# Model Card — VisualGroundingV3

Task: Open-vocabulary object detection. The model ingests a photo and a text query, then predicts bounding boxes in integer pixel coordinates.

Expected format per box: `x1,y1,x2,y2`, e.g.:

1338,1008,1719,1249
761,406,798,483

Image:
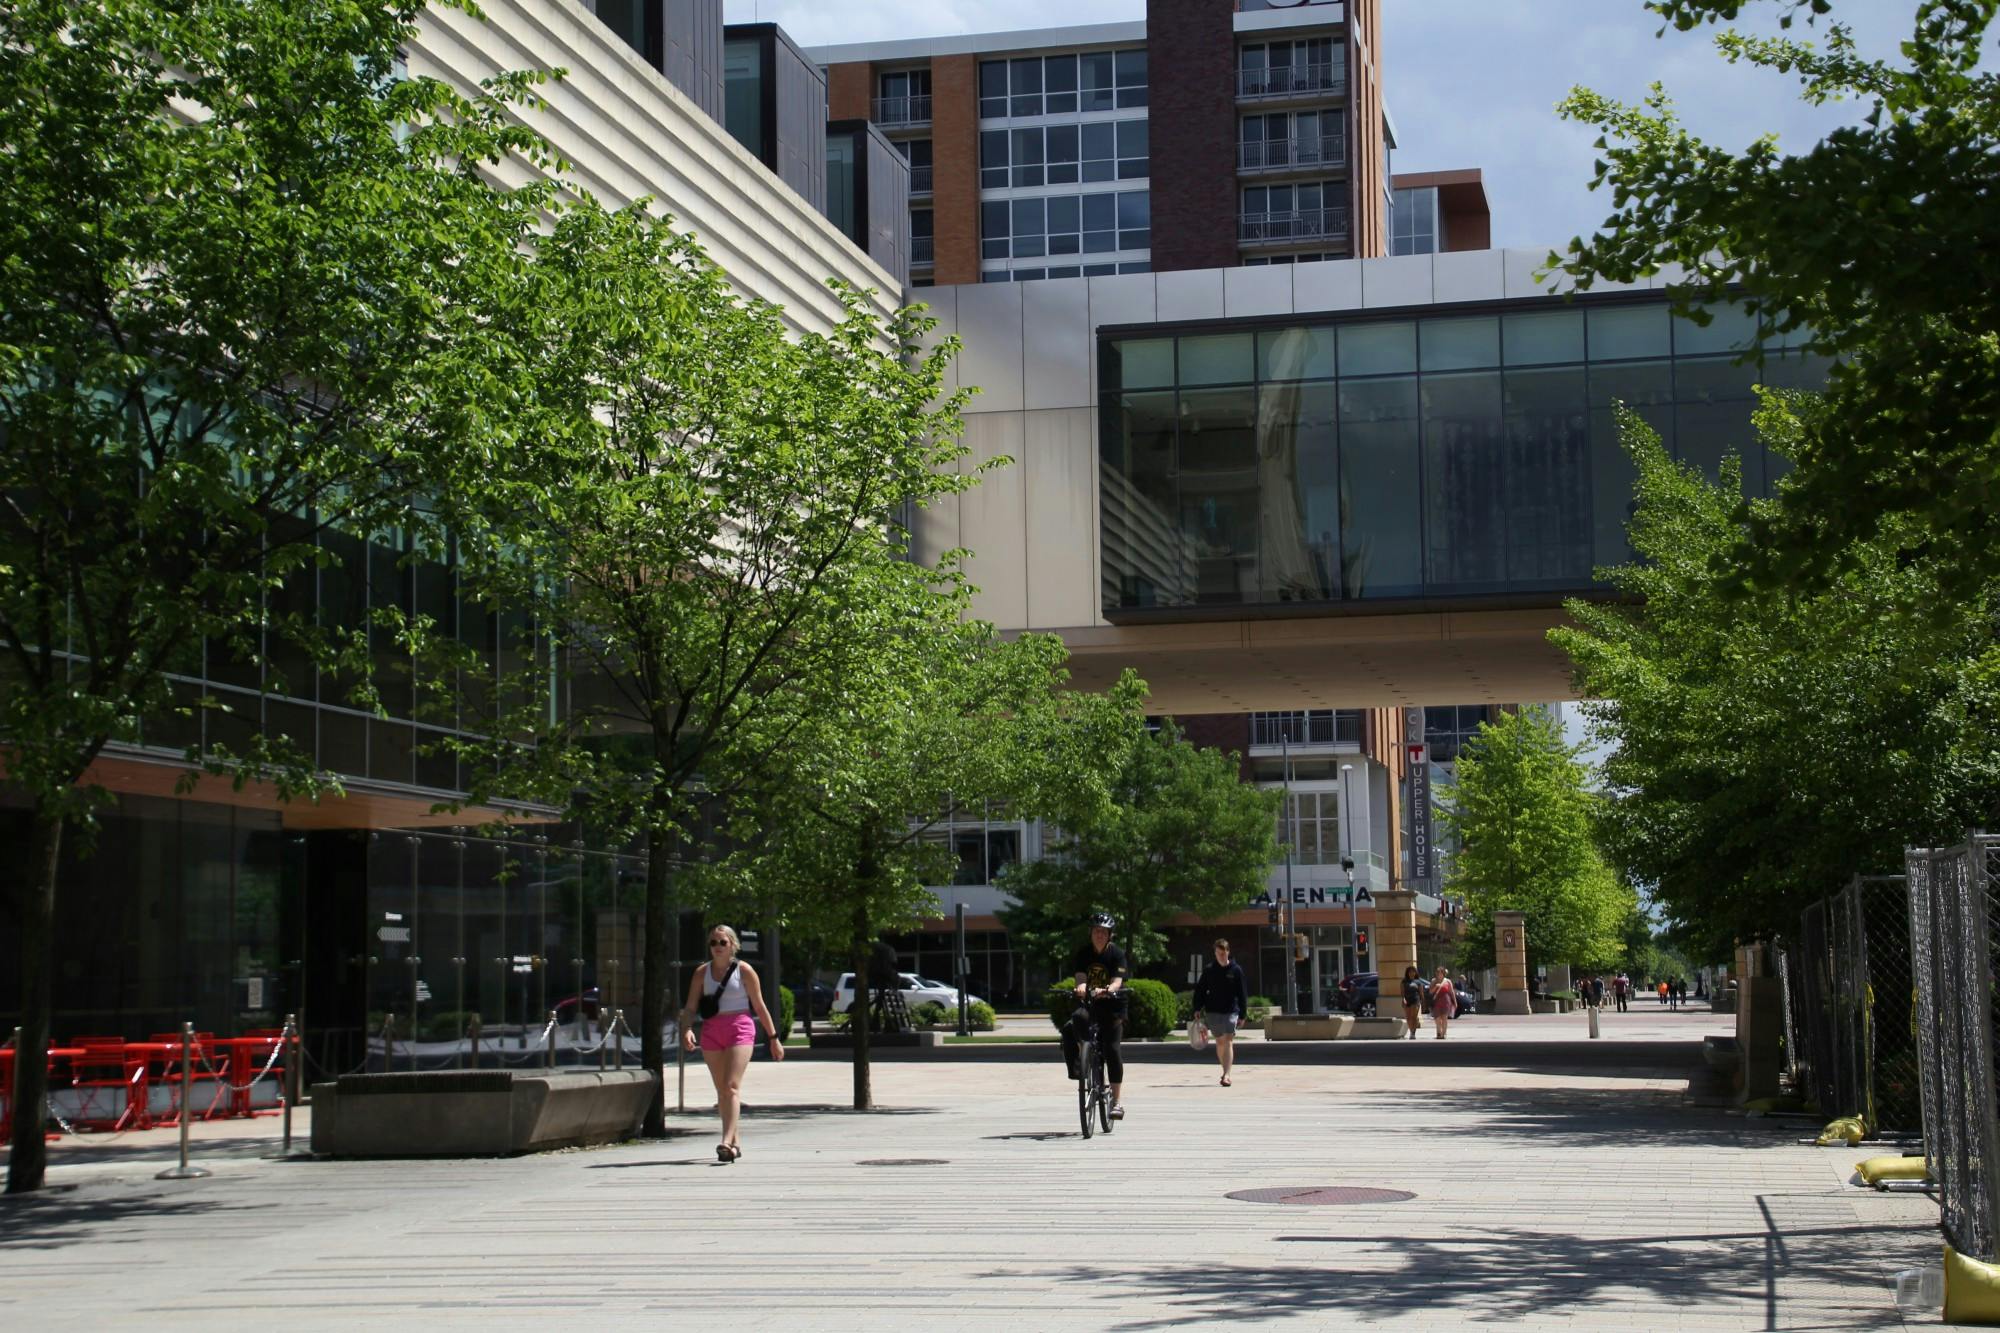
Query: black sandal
1220,1075,1231,1087
716,1143,734,1163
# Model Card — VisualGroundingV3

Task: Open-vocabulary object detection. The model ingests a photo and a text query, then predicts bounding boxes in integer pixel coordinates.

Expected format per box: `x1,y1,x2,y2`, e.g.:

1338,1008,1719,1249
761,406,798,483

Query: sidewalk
0,1008,1937,1329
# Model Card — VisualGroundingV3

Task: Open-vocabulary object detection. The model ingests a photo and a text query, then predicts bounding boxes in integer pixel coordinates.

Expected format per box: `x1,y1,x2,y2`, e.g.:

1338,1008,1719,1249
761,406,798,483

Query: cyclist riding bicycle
1060,912,1128,1121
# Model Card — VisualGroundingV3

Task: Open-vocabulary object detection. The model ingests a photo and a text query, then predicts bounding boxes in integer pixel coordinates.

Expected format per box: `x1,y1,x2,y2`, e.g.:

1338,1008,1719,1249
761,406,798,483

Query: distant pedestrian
1695,975,1707,1000
1589,975,1606,1009
1401,965,1424,1039
1614,972,1630,1013
1192,937,1248,1087
1431,968,1457,1039
679,923,785,1163
1658,979,1669,1006
1674,977,1687,1009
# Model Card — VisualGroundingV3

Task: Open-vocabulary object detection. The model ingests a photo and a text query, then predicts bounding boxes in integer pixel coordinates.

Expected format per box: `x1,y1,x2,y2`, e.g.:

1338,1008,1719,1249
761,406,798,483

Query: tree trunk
6,809,62,1194
849,826,877,1111
640,819,671,1138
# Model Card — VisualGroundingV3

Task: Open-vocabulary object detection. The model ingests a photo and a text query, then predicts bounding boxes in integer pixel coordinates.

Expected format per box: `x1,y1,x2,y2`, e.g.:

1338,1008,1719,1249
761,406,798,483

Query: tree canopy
1552,399,2000,953
0,0,550,1193
1554,0,2000,598
1440,708,1632,975
1000,722,1281,974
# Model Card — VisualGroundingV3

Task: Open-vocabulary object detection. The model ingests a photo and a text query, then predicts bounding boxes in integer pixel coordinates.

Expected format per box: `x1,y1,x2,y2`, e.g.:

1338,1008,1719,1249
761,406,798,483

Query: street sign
1409,745,1434,885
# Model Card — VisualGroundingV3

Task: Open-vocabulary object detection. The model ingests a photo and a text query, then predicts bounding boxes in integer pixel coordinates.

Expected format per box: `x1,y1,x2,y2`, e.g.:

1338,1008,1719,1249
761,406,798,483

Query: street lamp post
1281,727,1297,1017
1340,763,1357,975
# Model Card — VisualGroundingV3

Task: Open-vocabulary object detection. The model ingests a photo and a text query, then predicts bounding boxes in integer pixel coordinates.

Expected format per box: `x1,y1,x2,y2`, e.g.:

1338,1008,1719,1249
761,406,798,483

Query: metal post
267,1014,310,1160
406,956,421,1074
613,1009,625,1071
469,1015,481,1068
381,1013,396,1071
544,1009,557,1070
1281,728,1297,1018
156,1022,211,1180
955,903,970,1037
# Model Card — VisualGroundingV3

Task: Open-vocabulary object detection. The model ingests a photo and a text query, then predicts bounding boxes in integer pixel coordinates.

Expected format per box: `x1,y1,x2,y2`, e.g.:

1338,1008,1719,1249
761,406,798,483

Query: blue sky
727,0,1927,249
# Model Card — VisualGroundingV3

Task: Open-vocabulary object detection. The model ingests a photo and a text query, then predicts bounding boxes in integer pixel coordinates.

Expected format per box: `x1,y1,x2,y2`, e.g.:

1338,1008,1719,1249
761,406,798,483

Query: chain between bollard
156,1021,213,1181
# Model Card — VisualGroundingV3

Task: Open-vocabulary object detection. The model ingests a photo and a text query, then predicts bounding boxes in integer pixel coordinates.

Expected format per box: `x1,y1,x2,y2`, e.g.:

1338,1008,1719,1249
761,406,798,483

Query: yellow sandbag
1944,1245,2000,1324
1854,1154,1929,1187
1816,1116,1867,1146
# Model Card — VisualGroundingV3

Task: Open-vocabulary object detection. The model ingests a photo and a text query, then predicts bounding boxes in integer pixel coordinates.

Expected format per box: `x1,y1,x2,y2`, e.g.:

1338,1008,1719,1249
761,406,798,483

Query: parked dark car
806,979,835,1018
1333,972,1381,1017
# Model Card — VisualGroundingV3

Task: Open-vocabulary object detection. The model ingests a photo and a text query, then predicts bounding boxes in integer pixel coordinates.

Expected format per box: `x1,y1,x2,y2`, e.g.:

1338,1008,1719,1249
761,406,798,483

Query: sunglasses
708,939,730,949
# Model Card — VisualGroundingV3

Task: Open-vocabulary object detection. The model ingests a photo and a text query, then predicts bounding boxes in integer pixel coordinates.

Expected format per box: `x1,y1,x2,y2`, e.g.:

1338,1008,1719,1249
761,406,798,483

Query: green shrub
1123,979,1177,1040
775,986,796,1039
1174,990,1195,1026
968,1000,997,1031
1244,996,1273,1029
910,1001,950,1027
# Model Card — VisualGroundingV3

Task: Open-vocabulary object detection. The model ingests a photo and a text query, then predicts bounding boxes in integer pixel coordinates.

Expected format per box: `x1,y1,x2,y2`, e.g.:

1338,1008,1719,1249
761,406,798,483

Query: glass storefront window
1338,322,1416,377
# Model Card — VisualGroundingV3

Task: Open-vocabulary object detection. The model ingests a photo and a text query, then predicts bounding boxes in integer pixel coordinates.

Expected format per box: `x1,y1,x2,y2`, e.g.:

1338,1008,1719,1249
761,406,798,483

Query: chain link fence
1905,834,2000,1262
1771,875,1918,1134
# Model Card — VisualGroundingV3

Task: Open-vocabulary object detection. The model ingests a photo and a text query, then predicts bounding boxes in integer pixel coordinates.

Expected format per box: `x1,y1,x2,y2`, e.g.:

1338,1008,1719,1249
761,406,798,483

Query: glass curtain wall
1100,299,1829,614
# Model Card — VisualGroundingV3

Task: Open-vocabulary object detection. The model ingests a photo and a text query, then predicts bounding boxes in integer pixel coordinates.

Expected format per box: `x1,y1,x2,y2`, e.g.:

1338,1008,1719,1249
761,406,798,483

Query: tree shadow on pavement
1334,1085,1821,1152
1013,1212,1937,1330
0,1190,270,1251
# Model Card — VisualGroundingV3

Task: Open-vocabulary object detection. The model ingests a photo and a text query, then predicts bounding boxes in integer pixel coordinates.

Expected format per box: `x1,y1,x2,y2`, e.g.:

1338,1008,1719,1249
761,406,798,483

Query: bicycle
1071,993,1116,1139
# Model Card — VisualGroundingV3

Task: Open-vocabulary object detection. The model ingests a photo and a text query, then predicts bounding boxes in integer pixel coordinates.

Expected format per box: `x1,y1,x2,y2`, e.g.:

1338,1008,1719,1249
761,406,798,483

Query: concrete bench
309,1069,656,1158
1265,1014,1356,1041
1702,1035,1742,1072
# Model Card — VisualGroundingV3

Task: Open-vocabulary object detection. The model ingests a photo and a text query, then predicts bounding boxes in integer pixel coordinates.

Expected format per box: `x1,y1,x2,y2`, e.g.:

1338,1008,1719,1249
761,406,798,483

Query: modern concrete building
0,0,906,1057
812,0,1414,287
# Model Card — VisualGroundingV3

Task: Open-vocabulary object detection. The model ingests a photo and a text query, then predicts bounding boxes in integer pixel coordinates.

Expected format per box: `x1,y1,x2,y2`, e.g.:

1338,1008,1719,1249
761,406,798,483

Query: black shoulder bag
697,961,739,1020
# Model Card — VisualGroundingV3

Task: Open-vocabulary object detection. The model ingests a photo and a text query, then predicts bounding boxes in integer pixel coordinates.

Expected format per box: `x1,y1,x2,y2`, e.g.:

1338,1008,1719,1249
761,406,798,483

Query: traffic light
1355,929,1369,955
1291,933,1309,962
1266,901,1281,928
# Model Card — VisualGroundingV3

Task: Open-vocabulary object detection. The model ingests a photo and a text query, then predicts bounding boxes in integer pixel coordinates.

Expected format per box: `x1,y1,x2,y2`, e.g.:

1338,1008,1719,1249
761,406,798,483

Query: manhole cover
857,1158,949,1167
1226,1186,1416,1206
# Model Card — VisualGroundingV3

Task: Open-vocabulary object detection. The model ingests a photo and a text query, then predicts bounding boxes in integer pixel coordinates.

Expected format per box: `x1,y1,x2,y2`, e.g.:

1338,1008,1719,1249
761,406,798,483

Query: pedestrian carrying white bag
1188,1015,1209,1051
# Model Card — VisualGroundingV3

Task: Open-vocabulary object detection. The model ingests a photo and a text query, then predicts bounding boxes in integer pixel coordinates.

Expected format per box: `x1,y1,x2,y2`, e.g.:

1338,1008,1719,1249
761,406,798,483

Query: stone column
1372,889,1419,1005
1735,941,1782,1100
1494,910,1530,1015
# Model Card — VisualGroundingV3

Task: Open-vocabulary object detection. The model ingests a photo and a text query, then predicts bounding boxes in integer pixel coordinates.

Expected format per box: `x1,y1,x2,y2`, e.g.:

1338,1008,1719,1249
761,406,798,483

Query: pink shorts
700,1012,757,1050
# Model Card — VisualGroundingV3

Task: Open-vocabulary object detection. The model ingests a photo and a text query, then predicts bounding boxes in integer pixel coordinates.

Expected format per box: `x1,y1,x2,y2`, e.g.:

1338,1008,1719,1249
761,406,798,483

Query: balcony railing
1239,136,1346,173
1237,62,1346,99
909,164,933,194
872,95,932,126
912,235,934,265
1252,711,1362,748
1239,207,1350,245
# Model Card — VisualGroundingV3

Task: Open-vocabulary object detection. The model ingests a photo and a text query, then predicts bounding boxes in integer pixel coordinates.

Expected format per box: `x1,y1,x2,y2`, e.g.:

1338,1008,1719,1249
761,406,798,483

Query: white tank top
702,961,750,1014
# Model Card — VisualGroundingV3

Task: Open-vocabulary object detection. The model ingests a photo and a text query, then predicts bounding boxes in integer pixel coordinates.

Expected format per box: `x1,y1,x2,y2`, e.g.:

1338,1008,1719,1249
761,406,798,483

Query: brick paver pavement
0,1007,1940,1329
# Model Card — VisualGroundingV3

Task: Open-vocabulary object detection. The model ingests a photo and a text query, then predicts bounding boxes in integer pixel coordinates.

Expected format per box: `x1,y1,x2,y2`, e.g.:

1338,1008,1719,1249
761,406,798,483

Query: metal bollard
1587,1000,1601,1039
612,1010,625,1072
267,1014,311,1161
381,1014,397,1072
597,1007,608,1072
544,1010,557,1070
157,1022,212,1180
469,1015,482,1069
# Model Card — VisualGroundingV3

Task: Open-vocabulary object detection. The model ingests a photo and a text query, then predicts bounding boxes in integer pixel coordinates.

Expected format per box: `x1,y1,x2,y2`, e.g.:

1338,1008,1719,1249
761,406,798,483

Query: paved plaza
0,1006,1942,1330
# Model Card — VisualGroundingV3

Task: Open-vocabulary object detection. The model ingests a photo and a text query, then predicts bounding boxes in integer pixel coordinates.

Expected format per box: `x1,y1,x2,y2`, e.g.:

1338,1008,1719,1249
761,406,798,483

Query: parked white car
831,972,981,1014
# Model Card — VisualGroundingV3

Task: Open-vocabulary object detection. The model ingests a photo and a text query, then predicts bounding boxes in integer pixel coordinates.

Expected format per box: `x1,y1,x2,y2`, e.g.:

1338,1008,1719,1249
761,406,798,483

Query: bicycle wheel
1076,1039,1094,1138
1094,1046,1113,1134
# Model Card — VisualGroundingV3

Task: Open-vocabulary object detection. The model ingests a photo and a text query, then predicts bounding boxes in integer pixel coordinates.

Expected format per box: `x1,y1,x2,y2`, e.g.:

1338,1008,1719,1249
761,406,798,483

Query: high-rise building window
722,37,763,159
911,208,933,265
984,122,1148,187
1240,109,1344,172
1390,186,1439,256
874,68,931,125
979,49,1147,119
897,138,933,194
1237,38,1342,98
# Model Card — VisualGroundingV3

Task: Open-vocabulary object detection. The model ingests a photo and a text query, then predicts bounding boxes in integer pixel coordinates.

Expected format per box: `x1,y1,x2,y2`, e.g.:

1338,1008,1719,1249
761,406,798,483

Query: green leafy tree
1554,0,2000,596
1441,709,1633,975
1001,723,1282,974
444,198,974,1135
1552,400,2000,953
724,592,1144,1109
0,0,550,1193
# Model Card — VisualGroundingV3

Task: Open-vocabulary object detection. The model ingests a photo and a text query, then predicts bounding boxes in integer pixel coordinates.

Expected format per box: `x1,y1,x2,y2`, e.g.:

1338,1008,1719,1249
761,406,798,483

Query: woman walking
1192,938,1248,1086
1431,967,1457,1039
1401,965,1424,1039
679,924,785,1162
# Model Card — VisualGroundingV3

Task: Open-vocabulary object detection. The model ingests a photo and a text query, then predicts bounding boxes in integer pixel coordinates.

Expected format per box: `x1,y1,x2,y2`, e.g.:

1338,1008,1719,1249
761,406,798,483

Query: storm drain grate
857,1158,950,1167
1226,1186,1416,1206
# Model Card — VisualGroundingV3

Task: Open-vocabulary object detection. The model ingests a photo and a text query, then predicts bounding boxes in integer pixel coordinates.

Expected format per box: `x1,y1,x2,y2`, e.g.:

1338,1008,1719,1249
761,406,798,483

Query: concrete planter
310,1069,656,1158
1264,1014,1356,1041
1347,1017,1411,1040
